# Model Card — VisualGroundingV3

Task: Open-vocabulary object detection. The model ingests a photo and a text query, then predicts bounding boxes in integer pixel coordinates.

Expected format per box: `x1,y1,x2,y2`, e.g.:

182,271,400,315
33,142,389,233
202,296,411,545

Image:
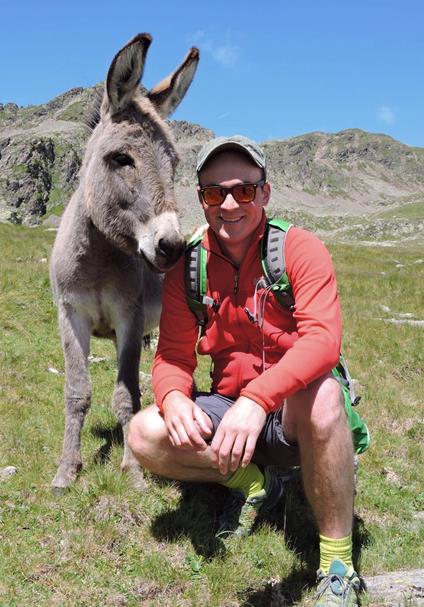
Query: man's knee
286,375,347,442
128,405,167,466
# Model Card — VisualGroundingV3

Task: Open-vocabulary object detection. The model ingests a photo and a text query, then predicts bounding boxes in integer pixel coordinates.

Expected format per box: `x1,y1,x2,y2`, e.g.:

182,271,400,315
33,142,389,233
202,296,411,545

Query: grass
56,101,86,122
0,223,423,606
10,164,28,178
374,200,424,220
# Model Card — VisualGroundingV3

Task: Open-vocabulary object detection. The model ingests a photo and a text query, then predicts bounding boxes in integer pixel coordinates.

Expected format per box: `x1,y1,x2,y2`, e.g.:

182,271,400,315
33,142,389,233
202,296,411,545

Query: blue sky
1,0,423,147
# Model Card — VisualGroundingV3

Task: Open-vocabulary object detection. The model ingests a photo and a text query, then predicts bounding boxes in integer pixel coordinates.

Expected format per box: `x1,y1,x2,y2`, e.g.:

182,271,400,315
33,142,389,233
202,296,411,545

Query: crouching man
129,136,369,607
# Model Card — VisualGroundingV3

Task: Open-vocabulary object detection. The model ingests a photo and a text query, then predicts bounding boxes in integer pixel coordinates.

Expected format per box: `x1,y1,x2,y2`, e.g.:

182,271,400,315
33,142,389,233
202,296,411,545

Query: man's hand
162,390,213,450
210,396,266,475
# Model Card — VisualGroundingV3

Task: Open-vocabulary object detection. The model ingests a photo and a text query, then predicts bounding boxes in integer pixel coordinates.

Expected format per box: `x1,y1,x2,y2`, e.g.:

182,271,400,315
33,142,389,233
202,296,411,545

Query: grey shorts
195,392,300,469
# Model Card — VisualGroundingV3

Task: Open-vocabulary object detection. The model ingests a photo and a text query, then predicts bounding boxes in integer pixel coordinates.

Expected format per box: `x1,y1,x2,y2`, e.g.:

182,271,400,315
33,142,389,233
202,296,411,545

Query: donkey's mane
83,87,104,132
83,84,151,132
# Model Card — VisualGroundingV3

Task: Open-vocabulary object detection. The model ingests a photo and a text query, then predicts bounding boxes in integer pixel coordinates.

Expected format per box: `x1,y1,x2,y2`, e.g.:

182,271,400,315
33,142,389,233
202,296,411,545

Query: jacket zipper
233,270,239,294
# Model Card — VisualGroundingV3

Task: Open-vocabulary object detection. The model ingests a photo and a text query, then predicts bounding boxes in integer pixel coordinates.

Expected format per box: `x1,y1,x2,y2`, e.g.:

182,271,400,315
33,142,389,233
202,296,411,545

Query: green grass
43,202,66,218
0,224,423,606
56,100,86,122
375,200,424,220
10,163,28,178
45,172,71,212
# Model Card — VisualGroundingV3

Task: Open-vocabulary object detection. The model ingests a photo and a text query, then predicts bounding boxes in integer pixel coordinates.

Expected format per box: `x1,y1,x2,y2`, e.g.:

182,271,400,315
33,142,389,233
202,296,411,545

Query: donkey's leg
51,304,92,492
112,315,146,490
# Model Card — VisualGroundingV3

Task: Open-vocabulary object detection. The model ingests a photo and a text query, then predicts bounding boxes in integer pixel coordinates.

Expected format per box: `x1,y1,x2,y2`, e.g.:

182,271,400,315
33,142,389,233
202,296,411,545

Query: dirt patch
133,580,191,606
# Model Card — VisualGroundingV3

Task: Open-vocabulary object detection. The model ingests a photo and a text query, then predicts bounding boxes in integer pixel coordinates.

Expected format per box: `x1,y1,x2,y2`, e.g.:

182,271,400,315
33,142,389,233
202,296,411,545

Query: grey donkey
50,34,199,492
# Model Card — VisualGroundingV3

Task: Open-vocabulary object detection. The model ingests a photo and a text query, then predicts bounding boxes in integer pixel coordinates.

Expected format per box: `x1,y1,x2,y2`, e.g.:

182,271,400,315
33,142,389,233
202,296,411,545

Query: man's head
196,135,267,178
196,136,270,263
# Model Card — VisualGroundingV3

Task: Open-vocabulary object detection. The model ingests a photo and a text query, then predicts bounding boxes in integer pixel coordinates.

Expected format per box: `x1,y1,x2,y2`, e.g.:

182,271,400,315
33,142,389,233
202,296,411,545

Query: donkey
50,34,199,492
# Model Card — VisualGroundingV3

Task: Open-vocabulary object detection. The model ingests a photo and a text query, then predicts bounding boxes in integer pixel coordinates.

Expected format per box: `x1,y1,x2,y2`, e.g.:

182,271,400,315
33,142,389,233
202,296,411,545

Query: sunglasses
199,179,266,206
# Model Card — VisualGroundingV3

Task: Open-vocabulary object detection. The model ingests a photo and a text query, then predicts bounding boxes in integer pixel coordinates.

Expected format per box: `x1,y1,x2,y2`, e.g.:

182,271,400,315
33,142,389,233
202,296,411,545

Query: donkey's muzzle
157,236,185,269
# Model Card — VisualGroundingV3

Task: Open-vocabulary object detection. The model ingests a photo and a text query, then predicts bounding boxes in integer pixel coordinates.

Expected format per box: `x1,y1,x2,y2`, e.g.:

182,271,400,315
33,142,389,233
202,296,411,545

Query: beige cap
196,135,266,175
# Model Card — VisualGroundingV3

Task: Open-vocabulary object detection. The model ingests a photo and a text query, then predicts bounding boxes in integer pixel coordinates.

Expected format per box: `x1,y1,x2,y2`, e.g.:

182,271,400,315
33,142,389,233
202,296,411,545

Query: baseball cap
196,135,266,175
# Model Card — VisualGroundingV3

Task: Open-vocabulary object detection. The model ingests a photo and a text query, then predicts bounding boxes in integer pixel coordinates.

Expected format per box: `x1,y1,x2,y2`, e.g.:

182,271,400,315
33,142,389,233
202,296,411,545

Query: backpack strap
184,235,209,326
335,353,362,406
261,218,295,311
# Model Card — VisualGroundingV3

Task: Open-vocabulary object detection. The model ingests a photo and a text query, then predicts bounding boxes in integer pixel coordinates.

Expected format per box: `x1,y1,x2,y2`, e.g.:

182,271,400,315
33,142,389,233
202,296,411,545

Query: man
129,136,369,606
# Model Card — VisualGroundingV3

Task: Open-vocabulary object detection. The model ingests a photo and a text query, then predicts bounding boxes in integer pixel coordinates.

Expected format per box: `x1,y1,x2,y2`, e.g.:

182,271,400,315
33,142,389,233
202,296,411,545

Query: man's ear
262,182,271,206
196,186,204,205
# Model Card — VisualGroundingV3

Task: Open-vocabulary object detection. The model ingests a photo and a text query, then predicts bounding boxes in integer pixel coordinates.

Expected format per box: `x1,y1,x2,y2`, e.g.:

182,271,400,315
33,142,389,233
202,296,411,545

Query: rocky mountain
1,85,424,237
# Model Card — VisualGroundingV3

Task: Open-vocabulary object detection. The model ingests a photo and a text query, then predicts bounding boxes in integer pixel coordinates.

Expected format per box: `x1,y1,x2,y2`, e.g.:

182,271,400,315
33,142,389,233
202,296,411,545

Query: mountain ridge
1,85,423,235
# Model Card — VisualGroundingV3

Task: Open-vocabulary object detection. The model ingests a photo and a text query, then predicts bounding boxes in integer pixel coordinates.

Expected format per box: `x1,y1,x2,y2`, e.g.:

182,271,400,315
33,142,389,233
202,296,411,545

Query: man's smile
220,216,244,223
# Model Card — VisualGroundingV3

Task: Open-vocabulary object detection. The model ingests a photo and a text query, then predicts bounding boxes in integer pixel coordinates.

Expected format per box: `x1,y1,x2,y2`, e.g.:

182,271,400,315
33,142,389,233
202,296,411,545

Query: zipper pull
233,271,239,294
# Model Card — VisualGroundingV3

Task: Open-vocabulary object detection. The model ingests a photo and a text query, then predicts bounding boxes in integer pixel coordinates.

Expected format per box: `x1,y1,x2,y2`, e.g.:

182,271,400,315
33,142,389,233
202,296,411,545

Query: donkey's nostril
158,237,173,258
158,237,185,264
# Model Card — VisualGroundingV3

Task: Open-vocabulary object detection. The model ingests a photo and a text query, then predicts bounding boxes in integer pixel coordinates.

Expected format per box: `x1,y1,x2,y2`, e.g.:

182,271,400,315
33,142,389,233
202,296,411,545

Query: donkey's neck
85,217,137,265
59,189,138,271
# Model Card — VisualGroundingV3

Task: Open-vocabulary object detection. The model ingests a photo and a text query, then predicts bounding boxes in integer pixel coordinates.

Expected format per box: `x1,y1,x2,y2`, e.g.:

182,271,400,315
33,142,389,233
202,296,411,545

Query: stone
365,569,424,606
43,214,61,228
0,466,17,481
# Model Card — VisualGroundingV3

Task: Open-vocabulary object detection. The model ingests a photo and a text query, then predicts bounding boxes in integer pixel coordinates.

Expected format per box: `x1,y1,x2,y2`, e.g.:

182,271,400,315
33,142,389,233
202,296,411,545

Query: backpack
184,217,370,454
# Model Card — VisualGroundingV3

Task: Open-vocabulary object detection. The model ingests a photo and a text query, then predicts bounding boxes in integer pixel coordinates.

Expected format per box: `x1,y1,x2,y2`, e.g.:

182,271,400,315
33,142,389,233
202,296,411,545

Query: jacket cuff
154,381,193,412
239,389,277,414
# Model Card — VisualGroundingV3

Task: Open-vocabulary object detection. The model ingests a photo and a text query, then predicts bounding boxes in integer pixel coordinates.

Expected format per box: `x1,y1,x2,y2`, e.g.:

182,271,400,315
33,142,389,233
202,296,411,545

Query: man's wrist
239,389,274,413
236,394,266,412
162,389,190,412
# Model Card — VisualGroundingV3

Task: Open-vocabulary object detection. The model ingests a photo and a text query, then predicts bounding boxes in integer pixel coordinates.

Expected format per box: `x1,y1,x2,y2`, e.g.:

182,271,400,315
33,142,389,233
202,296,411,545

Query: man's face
197,151,270,255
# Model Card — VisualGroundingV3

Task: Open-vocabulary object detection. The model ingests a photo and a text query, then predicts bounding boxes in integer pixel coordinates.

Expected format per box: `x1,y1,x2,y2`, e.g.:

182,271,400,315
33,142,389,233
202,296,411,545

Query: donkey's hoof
122,464,147,491
51,464,82,494
130,470,148,492
51,484,68,496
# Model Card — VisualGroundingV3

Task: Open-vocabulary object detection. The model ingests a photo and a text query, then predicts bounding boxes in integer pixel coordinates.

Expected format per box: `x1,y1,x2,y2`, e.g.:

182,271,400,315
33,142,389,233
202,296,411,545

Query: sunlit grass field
0,223,423,606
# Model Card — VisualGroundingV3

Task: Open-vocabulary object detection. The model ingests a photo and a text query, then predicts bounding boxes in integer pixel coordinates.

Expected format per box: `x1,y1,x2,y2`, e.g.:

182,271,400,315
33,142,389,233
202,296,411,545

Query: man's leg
283,372,354,539
128,400,272,538
282,373,361,605
128,404,228,483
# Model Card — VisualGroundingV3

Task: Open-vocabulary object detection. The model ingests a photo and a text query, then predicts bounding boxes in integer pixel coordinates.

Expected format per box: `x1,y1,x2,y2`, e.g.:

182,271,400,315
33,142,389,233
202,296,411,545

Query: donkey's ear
105,33,152,114
147,47,199,118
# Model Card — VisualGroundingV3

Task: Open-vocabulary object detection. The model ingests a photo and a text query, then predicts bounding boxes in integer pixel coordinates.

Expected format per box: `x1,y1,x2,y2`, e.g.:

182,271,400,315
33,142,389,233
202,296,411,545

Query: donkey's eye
107,152,135,168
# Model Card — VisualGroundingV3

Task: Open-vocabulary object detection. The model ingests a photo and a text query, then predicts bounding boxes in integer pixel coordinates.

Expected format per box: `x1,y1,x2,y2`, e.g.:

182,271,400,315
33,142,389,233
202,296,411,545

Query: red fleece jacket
152,214,342,413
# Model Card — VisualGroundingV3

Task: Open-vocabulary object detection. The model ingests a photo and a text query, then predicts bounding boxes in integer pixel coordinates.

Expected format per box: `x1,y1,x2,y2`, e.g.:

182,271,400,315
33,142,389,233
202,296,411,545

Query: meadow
0,223,423,606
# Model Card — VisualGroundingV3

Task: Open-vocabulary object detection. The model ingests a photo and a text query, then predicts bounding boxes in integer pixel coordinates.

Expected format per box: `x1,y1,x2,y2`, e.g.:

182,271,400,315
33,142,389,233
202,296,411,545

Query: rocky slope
1,85,424,237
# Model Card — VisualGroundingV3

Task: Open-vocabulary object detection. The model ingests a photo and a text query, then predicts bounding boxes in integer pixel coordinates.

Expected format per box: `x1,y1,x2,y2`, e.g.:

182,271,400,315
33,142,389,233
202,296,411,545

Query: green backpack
184,217,370,454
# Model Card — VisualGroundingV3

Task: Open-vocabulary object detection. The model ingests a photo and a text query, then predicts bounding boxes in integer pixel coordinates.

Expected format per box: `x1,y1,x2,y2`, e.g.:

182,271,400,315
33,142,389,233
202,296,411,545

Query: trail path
1,118,81,138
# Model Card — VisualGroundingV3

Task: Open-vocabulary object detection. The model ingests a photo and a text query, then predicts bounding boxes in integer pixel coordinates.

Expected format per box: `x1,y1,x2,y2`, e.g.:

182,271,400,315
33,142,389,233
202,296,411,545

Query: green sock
222,463,265,499
319,534,353,575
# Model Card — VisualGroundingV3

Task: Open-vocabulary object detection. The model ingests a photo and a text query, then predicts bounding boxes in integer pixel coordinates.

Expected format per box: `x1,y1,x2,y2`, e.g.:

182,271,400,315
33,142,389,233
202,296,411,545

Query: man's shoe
216,466,292,538
313,559,360,607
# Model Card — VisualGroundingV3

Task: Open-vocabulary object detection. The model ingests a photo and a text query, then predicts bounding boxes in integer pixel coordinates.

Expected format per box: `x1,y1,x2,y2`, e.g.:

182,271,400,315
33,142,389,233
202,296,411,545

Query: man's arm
152,256,200,408
152,256,215,452
240,227,342,412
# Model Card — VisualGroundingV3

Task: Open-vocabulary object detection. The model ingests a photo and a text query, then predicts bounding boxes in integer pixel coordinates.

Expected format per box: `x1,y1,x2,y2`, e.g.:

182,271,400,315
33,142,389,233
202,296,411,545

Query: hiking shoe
216,466,292,539
313,559,360,607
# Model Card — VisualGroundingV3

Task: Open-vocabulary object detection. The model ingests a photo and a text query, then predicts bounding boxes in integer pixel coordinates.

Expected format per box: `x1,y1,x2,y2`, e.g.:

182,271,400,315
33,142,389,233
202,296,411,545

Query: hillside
1,85,424,238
